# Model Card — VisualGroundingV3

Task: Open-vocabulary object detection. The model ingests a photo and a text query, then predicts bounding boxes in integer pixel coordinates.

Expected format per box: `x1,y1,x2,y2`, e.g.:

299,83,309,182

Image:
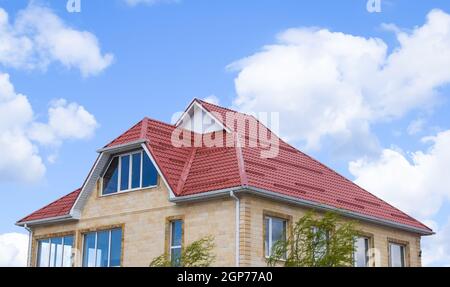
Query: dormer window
102,150,158,195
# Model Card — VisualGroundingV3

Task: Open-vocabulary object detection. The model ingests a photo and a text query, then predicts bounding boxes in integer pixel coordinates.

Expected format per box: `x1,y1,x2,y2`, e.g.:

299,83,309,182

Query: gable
176,100,228,134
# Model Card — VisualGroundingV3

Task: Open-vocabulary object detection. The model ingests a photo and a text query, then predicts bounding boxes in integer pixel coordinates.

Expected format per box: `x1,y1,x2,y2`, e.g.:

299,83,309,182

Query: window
37,235,74,267
170,220,183,266
312,226,329,262
102,150,158,195
82,228,122,267
354,236,370,267
389,242,406,267
264,216,287,258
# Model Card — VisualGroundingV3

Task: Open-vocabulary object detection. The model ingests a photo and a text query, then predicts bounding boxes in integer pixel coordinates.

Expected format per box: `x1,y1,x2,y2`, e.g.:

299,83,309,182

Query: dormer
175,99,229,134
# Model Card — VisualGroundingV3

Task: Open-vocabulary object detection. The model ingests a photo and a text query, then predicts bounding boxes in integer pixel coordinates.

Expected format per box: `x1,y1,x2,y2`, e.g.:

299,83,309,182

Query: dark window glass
103,157,119,195
83,233,96,267
120,155,130,191
96,231,110,267
110,229,122,267
142,152,157,187
170,220,183,266
131,153,141,189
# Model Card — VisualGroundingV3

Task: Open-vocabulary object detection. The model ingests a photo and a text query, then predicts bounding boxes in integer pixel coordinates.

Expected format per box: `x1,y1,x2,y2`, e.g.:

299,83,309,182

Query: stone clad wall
30,177,237,267
30,180,423,267
238,194,422,267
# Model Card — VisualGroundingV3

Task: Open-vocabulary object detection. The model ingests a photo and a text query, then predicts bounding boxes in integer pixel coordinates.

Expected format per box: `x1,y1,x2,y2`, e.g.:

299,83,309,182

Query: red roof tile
18,188,81,223
18,99,432,234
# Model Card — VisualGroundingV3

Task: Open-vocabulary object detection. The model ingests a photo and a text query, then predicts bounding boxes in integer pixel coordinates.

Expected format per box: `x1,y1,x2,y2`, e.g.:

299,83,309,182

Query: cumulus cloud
230,9,450,152
0,72,98,183
0,4,113,76
124,0,179,7
202,95,220,105
0,233,28,267
422,218,450,266
349,130,450,219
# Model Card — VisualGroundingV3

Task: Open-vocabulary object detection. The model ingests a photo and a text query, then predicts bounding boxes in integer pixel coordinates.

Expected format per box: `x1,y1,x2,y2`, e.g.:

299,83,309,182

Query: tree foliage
267,212,359,267
149,236,216,267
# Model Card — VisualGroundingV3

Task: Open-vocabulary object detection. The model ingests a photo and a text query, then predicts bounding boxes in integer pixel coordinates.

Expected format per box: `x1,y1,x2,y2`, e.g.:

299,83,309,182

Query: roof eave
16,214,76,227
170,185,434,236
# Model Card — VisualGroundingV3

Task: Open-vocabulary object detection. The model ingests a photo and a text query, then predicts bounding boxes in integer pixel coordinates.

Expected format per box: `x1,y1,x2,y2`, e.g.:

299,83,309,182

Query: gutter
16,214,75,227
24,224,32,267
170,186,434,236
230,191,240,267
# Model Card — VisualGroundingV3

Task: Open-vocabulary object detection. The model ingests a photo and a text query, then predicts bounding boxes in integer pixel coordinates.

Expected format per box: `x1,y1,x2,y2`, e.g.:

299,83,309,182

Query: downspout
24,224,32,267
230,191,240,267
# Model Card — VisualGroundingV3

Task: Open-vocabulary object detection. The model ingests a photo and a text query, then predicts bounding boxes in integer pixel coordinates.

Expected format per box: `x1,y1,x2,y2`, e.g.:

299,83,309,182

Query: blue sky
1,0,450,266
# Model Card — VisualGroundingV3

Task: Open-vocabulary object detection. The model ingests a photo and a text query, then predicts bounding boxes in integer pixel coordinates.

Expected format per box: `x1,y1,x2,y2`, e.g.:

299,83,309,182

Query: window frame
36,234,75,267
388,241,408,267
353,236,370,267
81,227,123,267
101,150,157,196
169,219,183,266
264,215,288,259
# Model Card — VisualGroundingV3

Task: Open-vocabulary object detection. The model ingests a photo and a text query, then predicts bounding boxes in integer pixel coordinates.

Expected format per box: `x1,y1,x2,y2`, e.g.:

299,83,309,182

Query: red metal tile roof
17,188,81,223
18,99,432,234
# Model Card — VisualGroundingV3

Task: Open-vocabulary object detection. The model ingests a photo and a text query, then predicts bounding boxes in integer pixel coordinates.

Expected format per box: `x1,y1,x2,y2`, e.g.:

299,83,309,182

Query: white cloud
124,0,179,7
407,118,426,135
230,9,450,152
422,218,450,266
0,72,98,183
349,130,450,219
0,233,28,267
0,4,113,76
29,99,98,146
202,95,220,105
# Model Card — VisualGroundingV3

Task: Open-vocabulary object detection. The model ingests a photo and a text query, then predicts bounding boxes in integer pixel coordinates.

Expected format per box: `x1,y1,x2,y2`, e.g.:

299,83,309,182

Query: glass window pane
62,236,74,267
271,218,286,244
49,237,63,267
96,231,110,267
171,247,182,267
354,237,369,267
37,239,50,267
390,243,405,267
120,155,130,191
171,220,182,247
131,153,141,189
110,229,122,267
264,218,270,257
83,233,96,267
103,157,119,195
142,152,158,187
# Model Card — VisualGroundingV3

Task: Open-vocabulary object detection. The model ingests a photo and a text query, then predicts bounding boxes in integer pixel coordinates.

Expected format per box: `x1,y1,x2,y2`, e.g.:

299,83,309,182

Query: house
17,99,433,267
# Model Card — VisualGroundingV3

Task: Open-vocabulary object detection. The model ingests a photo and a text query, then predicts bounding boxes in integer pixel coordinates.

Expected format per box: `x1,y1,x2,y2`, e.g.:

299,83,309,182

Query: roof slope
17,99,432,234
18,188,81,223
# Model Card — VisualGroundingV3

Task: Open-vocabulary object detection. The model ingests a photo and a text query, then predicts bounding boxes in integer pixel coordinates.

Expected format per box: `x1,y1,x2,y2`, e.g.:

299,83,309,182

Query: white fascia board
175,101,231,133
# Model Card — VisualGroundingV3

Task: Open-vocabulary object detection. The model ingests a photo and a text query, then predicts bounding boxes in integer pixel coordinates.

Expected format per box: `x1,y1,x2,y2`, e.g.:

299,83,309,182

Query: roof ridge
234,132,248,187
176,147,197,195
